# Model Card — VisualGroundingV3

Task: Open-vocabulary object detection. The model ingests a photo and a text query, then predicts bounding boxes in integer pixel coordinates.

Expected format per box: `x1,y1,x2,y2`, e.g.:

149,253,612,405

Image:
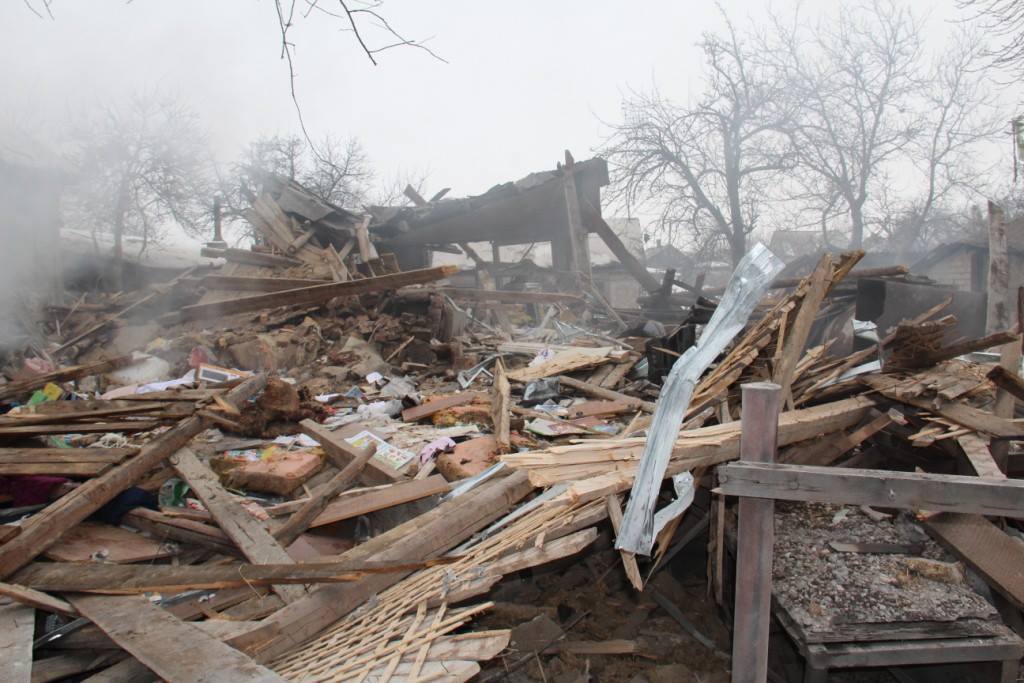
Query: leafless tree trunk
601,19,795,266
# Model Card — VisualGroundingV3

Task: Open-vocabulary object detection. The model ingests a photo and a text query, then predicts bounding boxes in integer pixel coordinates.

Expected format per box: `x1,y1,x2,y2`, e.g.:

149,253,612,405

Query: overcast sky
0,0,1006,204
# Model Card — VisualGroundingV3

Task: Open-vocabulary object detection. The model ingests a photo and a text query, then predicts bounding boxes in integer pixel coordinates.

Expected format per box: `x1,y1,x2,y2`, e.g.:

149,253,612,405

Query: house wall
921,250,975,291
595,271,641,308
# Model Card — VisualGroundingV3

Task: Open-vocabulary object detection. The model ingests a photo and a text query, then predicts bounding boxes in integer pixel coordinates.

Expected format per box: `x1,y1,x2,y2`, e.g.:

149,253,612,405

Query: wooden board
68,594,284,682
268,476,451,528
16,558,451,593
401,393,483,422
506,349,612,383
44,522,175,563
0,601,34,682
171,448,305,603
163,266,456,324
300,420,402,486
926,512,1024,610
717,462,1024,518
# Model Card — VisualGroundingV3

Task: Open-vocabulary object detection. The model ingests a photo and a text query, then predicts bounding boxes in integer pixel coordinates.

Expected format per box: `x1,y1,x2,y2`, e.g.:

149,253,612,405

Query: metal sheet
616,243,783,555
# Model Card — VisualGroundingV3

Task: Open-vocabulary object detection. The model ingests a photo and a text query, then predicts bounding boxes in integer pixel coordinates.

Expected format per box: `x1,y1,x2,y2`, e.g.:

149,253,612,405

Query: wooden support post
561,150,592,280
731,382,781,683
987,202,1017,472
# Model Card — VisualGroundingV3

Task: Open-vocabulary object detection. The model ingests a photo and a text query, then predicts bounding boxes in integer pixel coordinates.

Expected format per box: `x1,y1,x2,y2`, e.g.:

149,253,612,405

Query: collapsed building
0,153,1023,683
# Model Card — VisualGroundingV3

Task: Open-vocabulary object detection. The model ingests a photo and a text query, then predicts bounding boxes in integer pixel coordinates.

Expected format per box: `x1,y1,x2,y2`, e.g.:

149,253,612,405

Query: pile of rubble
1,176,1023,683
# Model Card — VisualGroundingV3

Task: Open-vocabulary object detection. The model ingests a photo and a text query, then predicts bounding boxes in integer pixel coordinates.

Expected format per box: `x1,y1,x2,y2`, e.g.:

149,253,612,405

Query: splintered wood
270,496,604,681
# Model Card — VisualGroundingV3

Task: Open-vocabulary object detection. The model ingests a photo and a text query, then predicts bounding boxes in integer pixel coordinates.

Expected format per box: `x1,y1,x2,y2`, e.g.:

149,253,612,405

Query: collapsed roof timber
1,153,1023,682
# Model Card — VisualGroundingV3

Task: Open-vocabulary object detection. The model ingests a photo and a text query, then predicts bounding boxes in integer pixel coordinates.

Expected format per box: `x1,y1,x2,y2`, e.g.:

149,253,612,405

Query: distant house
769,230,824,262
913,221,1024,294
644,242,694,273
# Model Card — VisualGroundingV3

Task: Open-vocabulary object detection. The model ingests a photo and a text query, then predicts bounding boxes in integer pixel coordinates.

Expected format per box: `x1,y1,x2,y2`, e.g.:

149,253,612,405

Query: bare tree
601,21,795,266
222,133,373,241
876,29,1004,250
763,0,924,249
957,0,1024,77
63,93,214,289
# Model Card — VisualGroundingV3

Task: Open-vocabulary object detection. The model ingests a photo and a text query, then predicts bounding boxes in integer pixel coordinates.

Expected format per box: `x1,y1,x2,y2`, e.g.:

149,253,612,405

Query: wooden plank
507,349,612,383
170,448,305,603
300,419,402,486
804,632,1023,670
491,359,511,454
557,374,657,413
272,437,377,547
0,448,136,463
433,288,584,305
45,522,175,563
957,433,1005,480
15,558,452,593
201,246,302,268
0,355,134,401
200,275,331,292
0,404,170,427
605,494,643,591
30,652,125,683
784,411,892,466
0,581,76,616
400,392,483,423
227,471,534,663
717,462,1024,518
560,152,591,278
731,382,780,683
162,265,457,324
926,512,1024,610
267,476,451,528
772,254,832,407
0,421,201,577
0,462,111,477
0,601,34,683
354,215,376,262
0,420,159,437
866,378,1024,439
122,508,240,557
987,364,1024,404
68,594,284,683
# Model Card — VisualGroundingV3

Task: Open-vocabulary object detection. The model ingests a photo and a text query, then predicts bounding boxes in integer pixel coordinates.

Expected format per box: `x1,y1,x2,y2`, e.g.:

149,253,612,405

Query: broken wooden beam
401,392,484,422
15,557,456,593
557,375,657,413
926,512,1024,610
0,355,135,401
201,246,302,268
0,375,267,579
300,420,402,486
432,287,585,305
199,275,331,292
266,476,451,528
987,364,1024,404
272,439,377,547
171,448,306,603
229,471,534,663
162,265,457,324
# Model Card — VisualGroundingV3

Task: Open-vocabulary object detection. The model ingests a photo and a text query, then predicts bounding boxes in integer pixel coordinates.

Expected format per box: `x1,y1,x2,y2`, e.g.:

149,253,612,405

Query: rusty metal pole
731,381,781,683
